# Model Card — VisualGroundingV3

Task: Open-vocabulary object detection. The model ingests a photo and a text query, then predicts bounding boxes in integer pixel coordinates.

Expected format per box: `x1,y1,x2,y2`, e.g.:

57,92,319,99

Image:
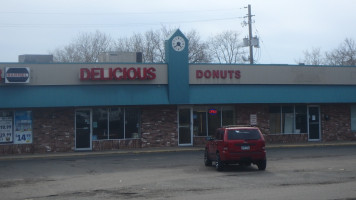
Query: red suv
204,126,266,171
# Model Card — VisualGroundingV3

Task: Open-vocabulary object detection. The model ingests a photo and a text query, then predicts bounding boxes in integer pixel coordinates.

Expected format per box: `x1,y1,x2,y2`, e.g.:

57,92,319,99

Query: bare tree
186,30,211,63
209,30,246,64
114,26,210,63
325,38,356,66
52,30,113,62
297,47,324,65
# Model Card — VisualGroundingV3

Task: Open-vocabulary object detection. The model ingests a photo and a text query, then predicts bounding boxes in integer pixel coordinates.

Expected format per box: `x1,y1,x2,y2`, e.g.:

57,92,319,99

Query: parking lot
0,145,356,200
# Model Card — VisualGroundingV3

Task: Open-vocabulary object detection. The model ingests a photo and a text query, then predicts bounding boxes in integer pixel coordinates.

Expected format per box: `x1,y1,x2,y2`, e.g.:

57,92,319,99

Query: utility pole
247,4,254,64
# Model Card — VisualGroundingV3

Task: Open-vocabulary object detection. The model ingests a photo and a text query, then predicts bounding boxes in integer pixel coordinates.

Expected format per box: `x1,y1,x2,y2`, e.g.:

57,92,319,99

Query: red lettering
204,70,211,78
146,67,156,80
235,70,241,79
137,68,146,80
113,68,123,80
195,69,241,80
101,68,112,80
122,68,128,79
228,70,234,79
126,68,136,80
90,68,101,80
80,67,157,81
80,68,90,80
196,70,203,78
220,70,227,79
212,70,219,78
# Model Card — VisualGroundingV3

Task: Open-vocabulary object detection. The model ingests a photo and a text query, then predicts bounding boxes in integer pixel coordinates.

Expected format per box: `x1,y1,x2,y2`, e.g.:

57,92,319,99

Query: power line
0,17,243,29
0,8,243,16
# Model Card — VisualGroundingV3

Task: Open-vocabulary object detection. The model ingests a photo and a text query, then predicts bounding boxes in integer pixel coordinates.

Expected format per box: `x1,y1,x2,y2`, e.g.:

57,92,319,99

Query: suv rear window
227,129,261,140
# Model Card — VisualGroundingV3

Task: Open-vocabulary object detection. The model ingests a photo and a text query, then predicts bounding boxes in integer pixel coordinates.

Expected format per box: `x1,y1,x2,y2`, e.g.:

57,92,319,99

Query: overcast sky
0,0,355,64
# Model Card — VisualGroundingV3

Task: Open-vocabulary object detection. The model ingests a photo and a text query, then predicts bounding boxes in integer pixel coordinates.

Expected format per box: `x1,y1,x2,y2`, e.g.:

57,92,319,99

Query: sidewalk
1,141,356,161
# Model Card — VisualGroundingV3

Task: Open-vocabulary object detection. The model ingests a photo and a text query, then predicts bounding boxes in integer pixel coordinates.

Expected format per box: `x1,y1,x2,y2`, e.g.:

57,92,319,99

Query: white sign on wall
0,117,13,143
250,114,257,125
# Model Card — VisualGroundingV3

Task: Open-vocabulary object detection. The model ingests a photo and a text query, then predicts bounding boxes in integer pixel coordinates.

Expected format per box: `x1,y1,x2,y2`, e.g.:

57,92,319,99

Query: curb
266,142,356,149
1,142,356,161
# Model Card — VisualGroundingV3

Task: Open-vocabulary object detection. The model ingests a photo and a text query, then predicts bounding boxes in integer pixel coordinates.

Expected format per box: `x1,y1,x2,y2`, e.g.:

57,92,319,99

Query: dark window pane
222,109,234,126
125,108,140,139
295,105,307,133
193,111,207,136
92,108,108,140
109,108,124,139
208,109,221,137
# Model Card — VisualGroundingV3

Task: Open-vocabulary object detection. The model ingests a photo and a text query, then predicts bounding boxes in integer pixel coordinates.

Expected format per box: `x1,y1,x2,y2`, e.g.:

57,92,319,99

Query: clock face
172,36,186,51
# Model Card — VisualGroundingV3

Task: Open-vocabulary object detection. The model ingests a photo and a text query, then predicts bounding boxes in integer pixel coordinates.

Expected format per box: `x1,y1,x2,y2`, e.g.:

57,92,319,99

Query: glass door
308,106,321,141
75,110,92,150
178,108,192,146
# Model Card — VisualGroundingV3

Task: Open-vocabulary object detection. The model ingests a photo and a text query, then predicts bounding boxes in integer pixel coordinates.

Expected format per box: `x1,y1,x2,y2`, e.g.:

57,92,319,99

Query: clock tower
165,29,189,104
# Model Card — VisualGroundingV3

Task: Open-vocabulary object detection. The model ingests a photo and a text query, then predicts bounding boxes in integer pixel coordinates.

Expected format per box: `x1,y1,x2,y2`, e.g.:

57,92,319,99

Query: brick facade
1,104,356,155
321,104,356,141
141,106,178,147
0,108,75,154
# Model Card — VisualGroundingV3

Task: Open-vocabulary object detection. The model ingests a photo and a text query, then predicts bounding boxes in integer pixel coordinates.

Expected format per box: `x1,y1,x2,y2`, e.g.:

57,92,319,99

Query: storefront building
1,30,356,155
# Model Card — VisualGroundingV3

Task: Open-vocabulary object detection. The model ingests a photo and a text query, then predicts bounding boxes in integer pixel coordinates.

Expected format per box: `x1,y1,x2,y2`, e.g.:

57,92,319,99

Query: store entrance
178,106,235,146
75,110,92,150
308,106,321,141
178,108,192,146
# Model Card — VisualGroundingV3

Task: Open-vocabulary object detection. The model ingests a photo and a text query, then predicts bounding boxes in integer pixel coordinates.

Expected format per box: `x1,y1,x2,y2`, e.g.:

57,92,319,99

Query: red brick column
141,106,178,147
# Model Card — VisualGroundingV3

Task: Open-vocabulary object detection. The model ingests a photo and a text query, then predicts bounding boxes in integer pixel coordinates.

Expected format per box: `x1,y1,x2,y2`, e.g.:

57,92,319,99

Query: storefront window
351,105,356,132
269,106,281,134
191,106,235,137
269,105,307,134
92,107,140,140
125,108,140,139
109,108,124,139
93,108,109,140
193,110,207,137
208,109,221,137
282,106,294,133
0,110,32,144
295,106,307,133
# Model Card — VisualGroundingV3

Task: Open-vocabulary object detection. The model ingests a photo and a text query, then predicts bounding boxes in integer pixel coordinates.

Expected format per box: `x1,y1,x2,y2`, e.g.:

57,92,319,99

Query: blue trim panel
0,85,169,108
189,85,356,104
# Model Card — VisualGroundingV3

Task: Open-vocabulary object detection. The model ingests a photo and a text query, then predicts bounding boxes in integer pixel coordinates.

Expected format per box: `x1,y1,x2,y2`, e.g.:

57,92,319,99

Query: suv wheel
257,159,267,171
215,153,224,171
204,149,212,166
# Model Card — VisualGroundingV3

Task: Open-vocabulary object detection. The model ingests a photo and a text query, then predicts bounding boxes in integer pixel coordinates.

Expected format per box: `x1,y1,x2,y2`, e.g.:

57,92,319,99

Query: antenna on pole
242,4,259,64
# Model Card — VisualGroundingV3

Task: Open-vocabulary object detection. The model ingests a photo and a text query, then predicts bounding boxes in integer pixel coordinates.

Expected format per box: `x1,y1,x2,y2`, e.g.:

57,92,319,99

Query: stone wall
141,106,178,147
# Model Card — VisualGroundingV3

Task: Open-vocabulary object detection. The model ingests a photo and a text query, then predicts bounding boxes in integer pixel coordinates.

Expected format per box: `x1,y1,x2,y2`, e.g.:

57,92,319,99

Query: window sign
208,109,218,115
14,111,32,144
0,116,13,143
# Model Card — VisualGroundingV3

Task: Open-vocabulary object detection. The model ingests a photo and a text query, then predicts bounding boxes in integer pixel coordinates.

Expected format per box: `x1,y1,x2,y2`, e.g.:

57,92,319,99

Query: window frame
92,107,141,141
269,105,307,134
